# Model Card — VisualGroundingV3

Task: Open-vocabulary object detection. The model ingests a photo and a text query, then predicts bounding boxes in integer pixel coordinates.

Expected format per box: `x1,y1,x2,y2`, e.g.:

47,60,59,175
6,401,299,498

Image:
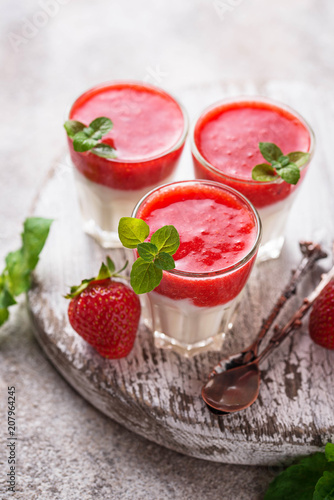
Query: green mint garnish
0,217,53,326
264,442,334,500
64,257,128,299
118,217,180,294
64,116,117,159
252,142,310,185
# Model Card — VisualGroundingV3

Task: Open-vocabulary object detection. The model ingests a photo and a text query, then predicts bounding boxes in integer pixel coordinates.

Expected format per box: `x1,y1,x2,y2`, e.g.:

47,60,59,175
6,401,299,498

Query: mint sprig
252,142,310,185
264,442,334,500
64,117,117,159
118,217,180,294
65,257,128,299
0,217,53,326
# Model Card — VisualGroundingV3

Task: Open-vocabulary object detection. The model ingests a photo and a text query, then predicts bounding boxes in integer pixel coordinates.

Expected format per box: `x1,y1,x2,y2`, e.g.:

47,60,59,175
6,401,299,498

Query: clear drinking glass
133,180,262,357
66,81,189,248
191,96,315,262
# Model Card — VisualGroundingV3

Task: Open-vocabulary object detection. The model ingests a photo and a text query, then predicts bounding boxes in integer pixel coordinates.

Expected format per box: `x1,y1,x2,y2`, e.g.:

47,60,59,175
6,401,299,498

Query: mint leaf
253,142,309,185
118,217,150,249
264,451,334,500
0,217,53,326
326,444,334,463
278,164,300,185
150,225,180,255
252,163,278,182
92,143,117,159
313,472,334,500
130,258,163,294
89,117,113,136
5,249,31,296
64,120,85,139
65,116,116,156
0,287,16,308
0,308,9,326
22,217,53,269
259,142,283,162
73,131,98,152
154,252,175,270
137,242,158,262
288,151,310,167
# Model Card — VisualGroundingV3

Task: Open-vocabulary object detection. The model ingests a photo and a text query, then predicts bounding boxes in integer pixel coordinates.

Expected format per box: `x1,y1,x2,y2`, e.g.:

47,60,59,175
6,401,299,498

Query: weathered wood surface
28,82,334,465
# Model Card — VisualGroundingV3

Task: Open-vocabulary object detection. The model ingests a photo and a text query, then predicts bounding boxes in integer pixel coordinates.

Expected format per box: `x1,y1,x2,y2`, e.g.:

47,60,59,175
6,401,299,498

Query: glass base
154,330,225,358
147,291,243,357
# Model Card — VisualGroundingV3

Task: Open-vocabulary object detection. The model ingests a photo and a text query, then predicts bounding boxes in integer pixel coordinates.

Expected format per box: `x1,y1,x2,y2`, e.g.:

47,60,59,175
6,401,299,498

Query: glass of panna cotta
191,96,314,262
133,180,262,357
66,81,188,248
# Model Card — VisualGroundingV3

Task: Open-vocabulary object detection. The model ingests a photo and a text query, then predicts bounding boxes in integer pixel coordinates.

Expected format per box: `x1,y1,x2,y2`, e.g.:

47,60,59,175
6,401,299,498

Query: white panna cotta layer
72,167,175,248
147,290,243,357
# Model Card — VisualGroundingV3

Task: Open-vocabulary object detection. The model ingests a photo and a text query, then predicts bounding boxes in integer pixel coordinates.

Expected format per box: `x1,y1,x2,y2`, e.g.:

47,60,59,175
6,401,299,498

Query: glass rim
190,95,316,186
65,80,189,164
132,179,262,278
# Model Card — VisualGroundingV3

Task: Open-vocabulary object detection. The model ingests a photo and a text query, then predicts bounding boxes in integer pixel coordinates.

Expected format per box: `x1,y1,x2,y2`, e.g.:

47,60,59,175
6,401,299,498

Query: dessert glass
66,81,188,248
133,180,262,357
191,96,315,262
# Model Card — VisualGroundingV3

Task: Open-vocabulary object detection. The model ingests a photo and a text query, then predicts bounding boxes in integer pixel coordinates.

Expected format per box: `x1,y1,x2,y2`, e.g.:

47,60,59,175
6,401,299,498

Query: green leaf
0,308,9,326
252,163,278,182
22,217,53,270
0,287,16,308
264,452,334,500
130,258,163,294
150,225,180,255
326,444,334,463
73,131,98,152
259,142,283,162
288,151,310,167
278,163,301,185
154,252,175,270
64,120,85,139
277,155,290,167
96,262,112,281
313,472,334,500
89,117,113,136
118,217,150,249
106,256,115,273
5,249,31,296
137,242,158,262
92,143,117,159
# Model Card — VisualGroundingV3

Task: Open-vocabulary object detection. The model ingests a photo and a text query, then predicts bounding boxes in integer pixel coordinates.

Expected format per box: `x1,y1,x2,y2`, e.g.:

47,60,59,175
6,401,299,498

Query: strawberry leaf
326,444,334,463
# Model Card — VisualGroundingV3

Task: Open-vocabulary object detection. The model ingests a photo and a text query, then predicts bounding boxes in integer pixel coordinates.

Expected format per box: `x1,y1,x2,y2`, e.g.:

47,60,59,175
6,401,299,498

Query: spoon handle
256,262,334,365
212,242,326,374
252,241,327,354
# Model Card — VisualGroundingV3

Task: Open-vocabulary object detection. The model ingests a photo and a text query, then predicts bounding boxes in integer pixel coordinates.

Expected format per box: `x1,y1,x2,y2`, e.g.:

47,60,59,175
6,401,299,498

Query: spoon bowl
202,362,261,413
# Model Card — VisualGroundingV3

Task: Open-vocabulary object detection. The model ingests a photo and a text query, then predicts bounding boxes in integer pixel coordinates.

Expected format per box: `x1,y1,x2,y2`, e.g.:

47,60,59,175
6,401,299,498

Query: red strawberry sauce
192,99,311,208
68,82,186,190
135,181,261,307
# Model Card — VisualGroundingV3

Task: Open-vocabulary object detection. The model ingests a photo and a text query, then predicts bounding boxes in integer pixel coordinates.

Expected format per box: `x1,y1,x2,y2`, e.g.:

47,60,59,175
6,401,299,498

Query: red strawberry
309,279,334,350
66,258,141,359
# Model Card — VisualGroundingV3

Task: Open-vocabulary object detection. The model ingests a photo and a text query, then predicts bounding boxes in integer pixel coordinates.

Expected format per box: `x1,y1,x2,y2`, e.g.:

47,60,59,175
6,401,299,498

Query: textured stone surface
1,0,334,498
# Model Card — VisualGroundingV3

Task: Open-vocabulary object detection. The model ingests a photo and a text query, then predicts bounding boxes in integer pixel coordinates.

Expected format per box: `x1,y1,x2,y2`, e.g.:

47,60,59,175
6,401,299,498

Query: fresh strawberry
65,258,141,359
309,279,334,350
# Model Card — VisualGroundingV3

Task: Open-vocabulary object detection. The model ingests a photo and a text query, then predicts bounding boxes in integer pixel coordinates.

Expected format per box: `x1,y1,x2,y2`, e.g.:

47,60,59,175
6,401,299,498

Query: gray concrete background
1,1,333,498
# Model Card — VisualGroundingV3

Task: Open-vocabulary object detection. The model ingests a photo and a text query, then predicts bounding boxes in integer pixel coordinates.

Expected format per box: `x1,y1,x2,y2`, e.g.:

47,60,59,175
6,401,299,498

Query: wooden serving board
28,82,334,465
